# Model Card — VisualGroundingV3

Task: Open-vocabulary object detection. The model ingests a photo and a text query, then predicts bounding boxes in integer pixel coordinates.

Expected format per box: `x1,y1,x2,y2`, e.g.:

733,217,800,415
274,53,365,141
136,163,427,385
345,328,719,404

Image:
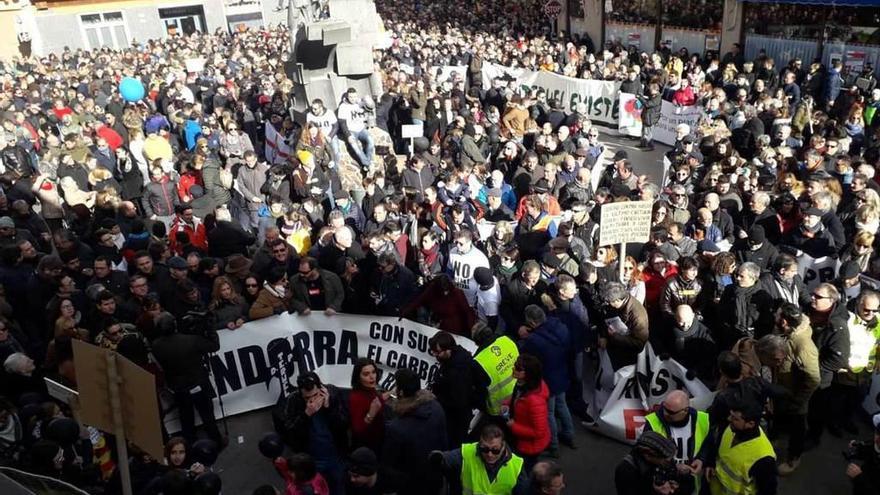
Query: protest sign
184,57,206,73
598,200,653,246
429,65,467,84
585,344,714,443
845,51,867,74
618,92,642,137
481,63,621,126
796,254,839,291
192,313,475,422
653,100,703,146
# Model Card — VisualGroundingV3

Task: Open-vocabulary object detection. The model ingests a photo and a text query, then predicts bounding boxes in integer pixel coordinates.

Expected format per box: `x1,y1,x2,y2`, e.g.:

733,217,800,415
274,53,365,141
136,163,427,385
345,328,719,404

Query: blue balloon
119,77,145,102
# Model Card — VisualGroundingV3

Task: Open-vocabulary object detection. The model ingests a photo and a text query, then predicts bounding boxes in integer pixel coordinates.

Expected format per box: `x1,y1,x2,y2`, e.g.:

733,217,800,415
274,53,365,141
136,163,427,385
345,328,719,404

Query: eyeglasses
663,405,688,416
861,307,879,314
272,248,288,254
478,445,503,455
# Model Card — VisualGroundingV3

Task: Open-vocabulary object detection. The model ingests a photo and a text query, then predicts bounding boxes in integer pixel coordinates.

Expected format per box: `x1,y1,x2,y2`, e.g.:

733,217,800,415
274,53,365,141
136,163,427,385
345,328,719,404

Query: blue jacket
552,296,591,350
824,69,843,104
184,119,203,151
519,316,571,394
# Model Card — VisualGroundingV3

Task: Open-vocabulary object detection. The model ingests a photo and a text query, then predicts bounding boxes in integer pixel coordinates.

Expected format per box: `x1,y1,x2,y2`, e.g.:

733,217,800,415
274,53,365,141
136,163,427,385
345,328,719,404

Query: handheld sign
598,200,653,247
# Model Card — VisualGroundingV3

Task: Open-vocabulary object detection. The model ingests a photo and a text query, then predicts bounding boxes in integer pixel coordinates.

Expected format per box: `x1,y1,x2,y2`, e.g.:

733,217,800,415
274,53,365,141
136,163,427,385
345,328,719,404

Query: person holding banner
637,84,661,152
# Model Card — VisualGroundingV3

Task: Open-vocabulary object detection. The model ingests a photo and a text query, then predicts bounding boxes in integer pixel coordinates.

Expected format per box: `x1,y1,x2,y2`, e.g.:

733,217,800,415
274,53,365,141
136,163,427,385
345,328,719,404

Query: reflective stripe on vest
460,442,523,495
474,336,519,415
710,426,776,495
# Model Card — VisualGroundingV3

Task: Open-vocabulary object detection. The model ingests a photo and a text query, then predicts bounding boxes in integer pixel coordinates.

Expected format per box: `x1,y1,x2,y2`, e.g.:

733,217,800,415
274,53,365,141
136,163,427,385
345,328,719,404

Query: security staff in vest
643,390,710,495
430,423,529,495
705,399,777,495
472,321,519,420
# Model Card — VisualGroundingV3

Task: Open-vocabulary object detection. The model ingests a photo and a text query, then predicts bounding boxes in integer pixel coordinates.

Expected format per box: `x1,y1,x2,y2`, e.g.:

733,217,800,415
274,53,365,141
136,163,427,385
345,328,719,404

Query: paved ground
208,136,861,493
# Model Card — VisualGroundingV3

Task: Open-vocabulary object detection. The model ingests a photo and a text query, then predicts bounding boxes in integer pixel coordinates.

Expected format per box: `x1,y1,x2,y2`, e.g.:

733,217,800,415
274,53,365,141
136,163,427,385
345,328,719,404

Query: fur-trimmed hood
392,389,437,417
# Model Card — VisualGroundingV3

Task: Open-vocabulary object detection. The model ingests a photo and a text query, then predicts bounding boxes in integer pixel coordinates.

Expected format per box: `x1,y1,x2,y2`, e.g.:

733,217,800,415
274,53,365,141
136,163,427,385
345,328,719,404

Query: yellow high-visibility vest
473,336,518,415
710,426,776,495
461,442,523,495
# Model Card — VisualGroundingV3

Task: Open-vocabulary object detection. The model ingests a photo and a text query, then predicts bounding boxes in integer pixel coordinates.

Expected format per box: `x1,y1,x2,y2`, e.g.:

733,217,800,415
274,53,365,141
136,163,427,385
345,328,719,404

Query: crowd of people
607,0,722,30
0,0,879,494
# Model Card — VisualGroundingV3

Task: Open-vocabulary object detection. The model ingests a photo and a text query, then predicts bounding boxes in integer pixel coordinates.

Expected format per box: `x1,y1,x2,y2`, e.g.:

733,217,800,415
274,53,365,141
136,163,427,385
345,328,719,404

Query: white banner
190,313,476,420
430,65,467,84
796,254,840,291
481,63,621,126
585,344,714,444
653,101,703,146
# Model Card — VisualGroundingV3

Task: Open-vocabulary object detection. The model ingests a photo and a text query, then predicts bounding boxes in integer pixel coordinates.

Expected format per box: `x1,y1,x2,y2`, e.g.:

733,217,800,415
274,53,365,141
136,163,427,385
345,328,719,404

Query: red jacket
169,216,207,254
642,265,677,312
508,380,551,456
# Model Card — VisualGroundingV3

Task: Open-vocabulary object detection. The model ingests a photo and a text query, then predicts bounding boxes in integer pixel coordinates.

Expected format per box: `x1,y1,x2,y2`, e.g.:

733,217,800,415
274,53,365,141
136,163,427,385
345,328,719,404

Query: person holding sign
599,282,649,370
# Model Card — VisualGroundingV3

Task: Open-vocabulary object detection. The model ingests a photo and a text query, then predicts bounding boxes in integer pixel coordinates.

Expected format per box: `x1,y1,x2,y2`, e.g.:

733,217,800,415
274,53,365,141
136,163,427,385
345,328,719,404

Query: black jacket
151,330,219,392
429,345,479,446
207,221,256,258
382,390,448,495
638,93,662,126
810,302,851,388
278,384,349,453
759,272,811,309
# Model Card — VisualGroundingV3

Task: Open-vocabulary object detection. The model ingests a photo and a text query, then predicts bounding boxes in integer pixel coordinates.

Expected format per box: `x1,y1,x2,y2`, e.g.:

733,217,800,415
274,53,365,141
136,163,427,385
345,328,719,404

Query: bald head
334,227,353,248
674,304,695,328
664,390,690,412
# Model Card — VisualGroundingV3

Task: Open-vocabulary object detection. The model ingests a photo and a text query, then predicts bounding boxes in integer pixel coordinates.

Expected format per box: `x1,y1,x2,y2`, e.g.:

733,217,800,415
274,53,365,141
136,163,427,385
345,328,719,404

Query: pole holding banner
106,353,133,495
619,242,626,282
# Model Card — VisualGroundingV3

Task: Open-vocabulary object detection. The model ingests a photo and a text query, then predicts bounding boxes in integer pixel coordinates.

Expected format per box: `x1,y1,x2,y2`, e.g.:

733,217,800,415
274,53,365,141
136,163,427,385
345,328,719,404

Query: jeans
566,351,590,420
547,391,574,450
346,128,374,168
328,135,342,168
173,383,222,445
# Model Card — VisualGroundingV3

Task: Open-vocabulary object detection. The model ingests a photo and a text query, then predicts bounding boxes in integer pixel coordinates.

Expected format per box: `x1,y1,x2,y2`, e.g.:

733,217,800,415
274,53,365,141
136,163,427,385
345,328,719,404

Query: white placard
401,123,424,139
598,200,653,246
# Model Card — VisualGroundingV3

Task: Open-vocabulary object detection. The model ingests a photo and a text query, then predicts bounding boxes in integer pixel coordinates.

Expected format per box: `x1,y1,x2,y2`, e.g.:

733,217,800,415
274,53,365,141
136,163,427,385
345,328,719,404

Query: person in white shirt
336,88,374,169
473,267,501,329
306,98,341,165
447,229,490,306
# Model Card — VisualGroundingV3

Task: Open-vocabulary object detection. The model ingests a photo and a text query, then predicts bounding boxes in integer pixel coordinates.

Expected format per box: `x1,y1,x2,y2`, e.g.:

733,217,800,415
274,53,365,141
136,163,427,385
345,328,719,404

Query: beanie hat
635,431,676,458
348,447,379,476
474,267,494,290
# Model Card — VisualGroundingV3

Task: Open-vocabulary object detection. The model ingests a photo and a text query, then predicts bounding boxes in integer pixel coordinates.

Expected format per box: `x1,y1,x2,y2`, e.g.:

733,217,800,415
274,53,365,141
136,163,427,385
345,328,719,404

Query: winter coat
508,381,551,456
207,221,256,258
382,390,448,495
660,274,703,318
278,384,349,454
289,269,345,313
249,285,292,320
642,266,678,313
211,298,250,330
201,158,232,206
639,93,662,126
811,303,851,388
373,265,418,316
719,283,775,343
401,281,477,336
759,272,811,309
429,345,479,446
776,315,821,415
237,162,269,210
143,177,179,217
601,296,650,370
519,316,571,394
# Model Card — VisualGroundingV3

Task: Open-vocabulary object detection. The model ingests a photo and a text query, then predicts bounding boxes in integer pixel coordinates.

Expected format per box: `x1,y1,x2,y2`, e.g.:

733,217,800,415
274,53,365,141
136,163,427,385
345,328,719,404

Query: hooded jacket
383,390,448,495
519,317,571,394
810,302,851,388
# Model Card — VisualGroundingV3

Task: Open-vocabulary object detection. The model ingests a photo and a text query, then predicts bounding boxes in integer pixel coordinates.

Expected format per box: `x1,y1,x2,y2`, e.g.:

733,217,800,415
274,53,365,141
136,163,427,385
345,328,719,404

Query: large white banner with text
196,313,476,419
481,62,621,126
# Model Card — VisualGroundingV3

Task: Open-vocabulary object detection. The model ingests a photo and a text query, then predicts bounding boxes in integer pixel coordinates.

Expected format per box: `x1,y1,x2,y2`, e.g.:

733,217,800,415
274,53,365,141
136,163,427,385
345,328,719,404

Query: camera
652,464,679,485
179,310,216,336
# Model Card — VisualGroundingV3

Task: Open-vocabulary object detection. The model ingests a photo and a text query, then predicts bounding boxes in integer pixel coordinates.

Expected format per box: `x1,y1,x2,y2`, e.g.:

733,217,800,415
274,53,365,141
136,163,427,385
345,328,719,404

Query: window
79,11,129,50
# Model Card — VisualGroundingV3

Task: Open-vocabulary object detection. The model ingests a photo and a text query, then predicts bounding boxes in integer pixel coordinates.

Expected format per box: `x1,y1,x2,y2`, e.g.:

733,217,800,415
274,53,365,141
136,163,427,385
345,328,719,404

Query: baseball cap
168,256,187,270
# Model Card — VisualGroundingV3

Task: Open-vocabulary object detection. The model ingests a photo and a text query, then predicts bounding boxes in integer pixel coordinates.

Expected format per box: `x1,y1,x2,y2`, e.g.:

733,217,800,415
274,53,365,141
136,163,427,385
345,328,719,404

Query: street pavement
208,135,860,494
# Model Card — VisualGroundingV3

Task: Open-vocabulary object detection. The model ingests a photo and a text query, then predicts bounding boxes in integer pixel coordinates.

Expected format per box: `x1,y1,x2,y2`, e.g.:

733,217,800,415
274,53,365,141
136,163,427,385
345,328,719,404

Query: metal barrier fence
660,26,720,56
605,21,657,52
823,41,880,76
744,34,819,68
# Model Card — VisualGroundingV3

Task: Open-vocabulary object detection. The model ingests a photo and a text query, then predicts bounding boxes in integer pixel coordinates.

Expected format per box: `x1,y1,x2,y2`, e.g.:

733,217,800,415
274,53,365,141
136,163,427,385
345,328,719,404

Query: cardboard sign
401,123,424,139
184,57,206,73
598,200,653,246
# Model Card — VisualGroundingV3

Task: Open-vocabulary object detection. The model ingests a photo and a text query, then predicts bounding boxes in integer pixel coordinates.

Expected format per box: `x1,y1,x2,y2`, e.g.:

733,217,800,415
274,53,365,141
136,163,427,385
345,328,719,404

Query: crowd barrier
660,26,720,57
743,34,819,69
605,21,657,52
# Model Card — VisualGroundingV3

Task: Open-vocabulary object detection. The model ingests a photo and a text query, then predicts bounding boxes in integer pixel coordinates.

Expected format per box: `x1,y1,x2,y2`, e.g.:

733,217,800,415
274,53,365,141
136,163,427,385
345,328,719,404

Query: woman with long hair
348,357,388,452
208,276,249,331
506,353,550,472
295,121,334,172
621,255,646,304
416,229,444,283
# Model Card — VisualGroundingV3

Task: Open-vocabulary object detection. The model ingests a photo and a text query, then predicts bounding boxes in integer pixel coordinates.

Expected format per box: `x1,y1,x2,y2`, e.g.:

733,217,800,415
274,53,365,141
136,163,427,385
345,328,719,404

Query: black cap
168,256,187,270
348,447,379,476
681,135,695,144
748,225,766,245
613,150,628,161
803,207,824,217
474,267,494,290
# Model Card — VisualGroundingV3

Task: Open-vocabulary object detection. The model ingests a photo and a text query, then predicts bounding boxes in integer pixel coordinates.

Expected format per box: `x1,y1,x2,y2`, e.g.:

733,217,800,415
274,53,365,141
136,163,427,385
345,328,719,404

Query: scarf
420,244,439,270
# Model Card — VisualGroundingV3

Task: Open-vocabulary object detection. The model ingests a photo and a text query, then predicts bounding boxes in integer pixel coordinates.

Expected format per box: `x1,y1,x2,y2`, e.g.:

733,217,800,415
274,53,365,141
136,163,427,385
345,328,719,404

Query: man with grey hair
599,282,649,370
668,184,692,224
719,262,774,347
740,190,781,245
702,192,734,244
520,304,575,453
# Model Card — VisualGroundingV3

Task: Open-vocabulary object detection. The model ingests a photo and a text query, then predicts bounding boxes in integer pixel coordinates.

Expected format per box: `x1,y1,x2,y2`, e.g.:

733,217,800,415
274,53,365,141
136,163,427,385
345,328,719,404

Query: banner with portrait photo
618,92,642,137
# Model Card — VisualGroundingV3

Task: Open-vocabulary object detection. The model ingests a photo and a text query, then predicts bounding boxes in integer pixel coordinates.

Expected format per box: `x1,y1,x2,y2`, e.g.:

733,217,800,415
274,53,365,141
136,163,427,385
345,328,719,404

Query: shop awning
740,0,880,5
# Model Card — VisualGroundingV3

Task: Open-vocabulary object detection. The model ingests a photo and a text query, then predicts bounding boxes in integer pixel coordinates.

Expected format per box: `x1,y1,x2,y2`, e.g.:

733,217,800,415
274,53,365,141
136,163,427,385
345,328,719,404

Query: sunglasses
245,283,259,288
478,446,502,455
862,307,879,314
811,293,831,300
